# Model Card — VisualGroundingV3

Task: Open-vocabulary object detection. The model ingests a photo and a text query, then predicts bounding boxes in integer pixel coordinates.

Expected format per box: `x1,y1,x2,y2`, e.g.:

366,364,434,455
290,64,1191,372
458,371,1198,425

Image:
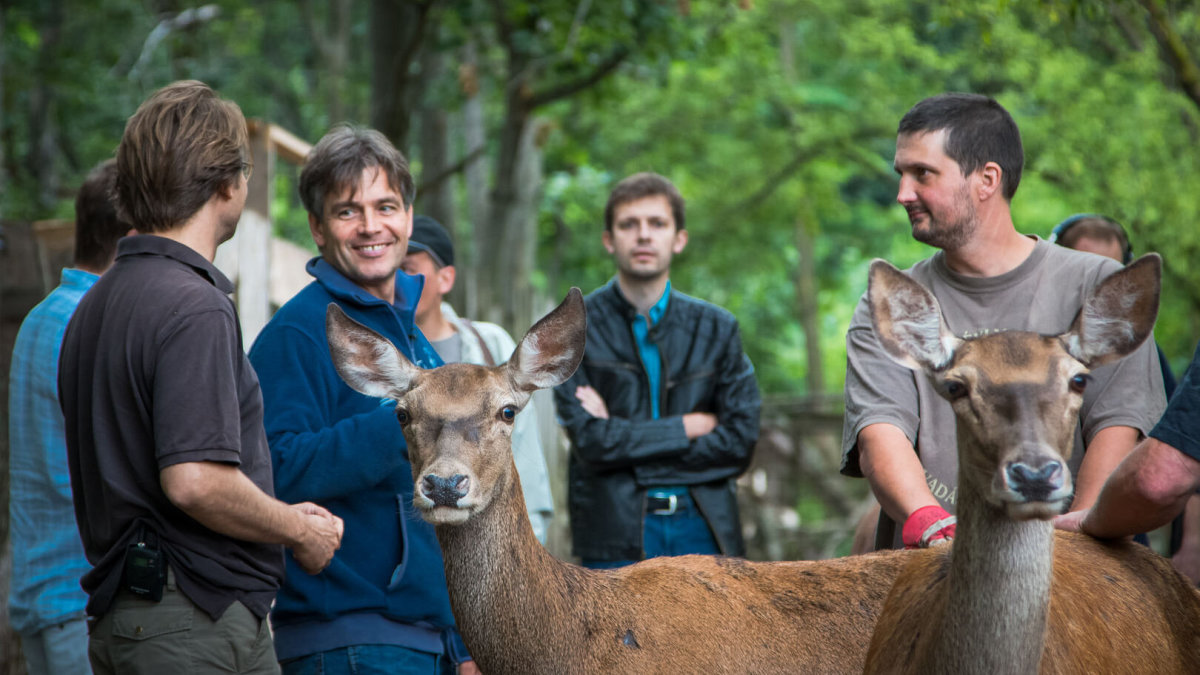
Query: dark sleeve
153,308,244,467
1151,341,1200,463
552,365,693,472
632,324,761,486
250,322,410,503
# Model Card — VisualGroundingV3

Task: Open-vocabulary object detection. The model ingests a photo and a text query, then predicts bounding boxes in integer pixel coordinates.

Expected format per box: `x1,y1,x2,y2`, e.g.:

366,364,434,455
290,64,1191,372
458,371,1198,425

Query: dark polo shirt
1152,341,1200,463
59,235,284,620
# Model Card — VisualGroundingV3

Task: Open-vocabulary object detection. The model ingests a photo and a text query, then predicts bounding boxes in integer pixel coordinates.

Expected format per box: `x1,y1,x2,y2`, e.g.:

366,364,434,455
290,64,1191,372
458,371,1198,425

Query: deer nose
1005,460,1064,501
421,473,470,507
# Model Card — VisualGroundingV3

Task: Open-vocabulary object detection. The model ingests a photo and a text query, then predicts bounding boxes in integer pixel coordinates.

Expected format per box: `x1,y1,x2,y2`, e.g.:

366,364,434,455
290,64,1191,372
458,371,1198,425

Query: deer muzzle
421,473,471,507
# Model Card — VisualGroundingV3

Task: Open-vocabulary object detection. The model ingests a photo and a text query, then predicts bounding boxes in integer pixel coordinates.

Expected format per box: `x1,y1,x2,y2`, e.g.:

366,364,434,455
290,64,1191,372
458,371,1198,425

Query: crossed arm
574,385,718,439
558,336,760,483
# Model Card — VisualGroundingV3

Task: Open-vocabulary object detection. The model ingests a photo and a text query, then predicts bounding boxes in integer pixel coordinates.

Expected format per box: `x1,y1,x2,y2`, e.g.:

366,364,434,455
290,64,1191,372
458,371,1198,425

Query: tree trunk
303,0,352,126
793,218,823,394
416,45,455,232
780,21,823,394
476,77,533,330
369,0,431,151
461,44,490,320
28,0,64,211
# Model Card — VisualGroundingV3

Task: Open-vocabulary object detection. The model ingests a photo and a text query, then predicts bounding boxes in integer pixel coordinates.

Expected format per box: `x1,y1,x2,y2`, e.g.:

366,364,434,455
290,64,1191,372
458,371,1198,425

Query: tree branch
1138,0,1200,110
716,127,888,220
126,5,221,81
528,45,630,109
416,144,487,196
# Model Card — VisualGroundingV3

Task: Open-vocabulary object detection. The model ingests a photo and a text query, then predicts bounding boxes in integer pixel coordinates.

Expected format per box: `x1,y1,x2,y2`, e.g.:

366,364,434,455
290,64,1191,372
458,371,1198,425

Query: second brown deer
326,288,915,674
862,253,1200,675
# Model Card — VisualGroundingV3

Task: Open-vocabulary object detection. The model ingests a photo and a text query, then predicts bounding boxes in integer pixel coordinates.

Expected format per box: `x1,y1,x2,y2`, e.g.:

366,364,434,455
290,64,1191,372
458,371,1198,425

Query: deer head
325,288,586,526
867,254,1160,520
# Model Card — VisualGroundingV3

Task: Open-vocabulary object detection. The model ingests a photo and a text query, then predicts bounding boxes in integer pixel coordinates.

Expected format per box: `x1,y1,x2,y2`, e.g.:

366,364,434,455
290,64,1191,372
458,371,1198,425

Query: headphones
1049,213,1133,265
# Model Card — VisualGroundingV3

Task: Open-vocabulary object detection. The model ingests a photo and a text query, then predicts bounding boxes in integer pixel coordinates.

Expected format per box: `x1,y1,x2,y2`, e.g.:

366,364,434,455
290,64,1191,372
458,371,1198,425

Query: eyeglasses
241,161,253,179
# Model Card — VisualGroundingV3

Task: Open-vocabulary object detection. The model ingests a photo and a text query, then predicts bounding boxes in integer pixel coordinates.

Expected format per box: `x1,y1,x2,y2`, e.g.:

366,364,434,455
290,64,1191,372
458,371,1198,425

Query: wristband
902,504,957,549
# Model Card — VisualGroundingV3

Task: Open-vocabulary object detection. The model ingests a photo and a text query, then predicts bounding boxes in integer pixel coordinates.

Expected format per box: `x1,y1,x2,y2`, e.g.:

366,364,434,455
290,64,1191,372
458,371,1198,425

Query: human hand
290,502,343,574
682,412,718,439
575,386,609,419
458,660,481,675
902,505,956,549
1052,509,1088,534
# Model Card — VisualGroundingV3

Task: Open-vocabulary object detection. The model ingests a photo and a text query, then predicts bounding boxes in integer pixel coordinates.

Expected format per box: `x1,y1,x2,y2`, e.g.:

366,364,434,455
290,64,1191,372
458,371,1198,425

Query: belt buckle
650,494,678,516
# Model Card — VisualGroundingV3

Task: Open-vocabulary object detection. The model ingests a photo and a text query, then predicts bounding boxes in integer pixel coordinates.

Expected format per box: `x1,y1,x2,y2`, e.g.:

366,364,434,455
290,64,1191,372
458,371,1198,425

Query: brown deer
326,288,914,674
862,254,1200,675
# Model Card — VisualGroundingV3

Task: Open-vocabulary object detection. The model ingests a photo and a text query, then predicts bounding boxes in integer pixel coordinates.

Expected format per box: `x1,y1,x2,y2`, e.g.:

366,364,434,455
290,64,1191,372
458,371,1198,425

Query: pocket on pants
110,605,193,641
99,600,196,674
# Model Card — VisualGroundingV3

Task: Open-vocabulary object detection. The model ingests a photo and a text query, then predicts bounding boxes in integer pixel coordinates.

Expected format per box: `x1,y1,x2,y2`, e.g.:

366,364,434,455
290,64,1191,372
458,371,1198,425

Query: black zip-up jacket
552,280,761,561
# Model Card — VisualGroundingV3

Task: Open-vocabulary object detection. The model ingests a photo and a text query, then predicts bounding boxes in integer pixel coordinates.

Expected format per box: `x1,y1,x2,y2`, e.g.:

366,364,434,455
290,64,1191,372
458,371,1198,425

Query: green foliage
6,0,1200,391
538,0,1200,393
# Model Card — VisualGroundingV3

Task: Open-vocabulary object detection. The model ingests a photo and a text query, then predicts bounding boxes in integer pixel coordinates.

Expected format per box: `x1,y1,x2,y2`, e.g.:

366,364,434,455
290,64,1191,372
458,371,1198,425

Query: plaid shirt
8,268,96,633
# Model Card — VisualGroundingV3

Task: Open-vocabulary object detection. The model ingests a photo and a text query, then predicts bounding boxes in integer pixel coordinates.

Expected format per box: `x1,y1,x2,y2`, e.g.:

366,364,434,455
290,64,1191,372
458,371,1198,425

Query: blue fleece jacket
248,258,468,662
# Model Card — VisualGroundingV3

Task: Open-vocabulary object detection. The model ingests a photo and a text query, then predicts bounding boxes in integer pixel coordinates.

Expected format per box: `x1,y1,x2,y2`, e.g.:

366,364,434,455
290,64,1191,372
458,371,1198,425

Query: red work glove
902,505,957,549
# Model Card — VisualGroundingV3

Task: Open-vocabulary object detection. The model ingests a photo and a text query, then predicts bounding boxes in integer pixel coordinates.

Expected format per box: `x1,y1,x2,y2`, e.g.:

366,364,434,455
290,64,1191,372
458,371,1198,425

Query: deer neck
432,459,576,663
930,437,1056,675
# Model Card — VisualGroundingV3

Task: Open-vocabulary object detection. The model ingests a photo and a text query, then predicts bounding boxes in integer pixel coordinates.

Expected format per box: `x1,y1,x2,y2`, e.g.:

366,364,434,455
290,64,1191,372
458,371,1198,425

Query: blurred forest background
6,0,1200,387
3,0,1200,669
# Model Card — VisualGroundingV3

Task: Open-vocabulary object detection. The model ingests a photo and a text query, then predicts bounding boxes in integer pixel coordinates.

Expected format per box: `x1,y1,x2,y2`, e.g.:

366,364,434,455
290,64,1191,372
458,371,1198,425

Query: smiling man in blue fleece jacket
249,124,475,675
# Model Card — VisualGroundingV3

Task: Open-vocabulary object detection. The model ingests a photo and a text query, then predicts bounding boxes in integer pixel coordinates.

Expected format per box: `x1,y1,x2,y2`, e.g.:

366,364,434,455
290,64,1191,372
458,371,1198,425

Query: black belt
646,494,682,515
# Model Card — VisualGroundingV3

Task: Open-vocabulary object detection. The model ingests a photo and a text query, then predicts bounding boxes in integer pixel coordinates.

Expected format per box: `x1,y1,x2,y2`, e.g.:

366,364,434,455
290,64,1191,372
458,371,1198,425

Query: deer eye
498,405,517,423
1069,374,1090,393
944,380,968,400
396,408,411,426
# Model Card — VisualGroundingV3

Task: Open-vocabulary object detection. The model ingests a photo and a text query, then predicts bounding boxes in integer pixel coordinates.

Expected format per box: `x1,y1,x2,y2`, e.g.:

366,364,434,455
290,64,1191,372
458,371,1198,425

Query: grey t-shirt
431,331,463,364
842,238,1166,549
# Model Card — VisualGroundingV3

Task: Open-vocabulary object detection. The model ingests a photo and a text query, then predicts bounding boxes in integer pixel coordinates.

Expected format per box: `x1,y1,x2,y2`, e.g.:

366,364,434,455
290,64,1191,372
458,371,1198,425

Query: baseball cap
407,215,455,268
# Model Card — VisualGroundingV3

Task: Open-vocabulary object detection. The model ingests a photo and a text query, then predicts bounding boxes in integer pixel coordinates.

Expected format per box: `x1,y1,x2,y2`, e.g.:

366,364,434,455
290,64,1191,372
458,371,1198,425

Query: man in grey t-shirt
841,93,1165,551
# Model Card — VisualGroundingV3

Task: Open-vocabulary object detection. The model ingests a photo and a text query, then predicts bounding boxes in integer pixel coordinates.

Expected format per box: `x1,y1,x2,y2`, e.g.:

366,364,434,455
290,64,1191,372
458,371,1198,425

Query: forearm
1070,425,1139,511
562,412,691,470
161,462,306,547
633,415,757,483
1082,437,1200,538
858,423,940,524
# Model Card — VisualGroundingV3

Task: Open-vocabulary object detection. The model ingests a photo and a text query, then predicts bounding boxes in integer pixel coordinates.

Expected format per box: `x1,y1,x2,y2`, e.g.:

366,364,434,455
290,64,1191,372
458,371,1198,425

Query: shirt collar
116,234,233,293
607,278,673,325
60,267,100,290
647,280,671,326
305,256,422,313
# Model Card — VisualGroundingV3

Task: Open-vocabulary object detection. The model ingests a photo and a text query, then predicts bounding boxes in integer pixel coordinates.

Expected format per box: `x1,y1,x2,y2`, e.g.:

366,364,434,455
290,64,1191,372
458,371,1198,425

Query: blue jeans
582,490,720,569
281,644,456,675
20,616,90,675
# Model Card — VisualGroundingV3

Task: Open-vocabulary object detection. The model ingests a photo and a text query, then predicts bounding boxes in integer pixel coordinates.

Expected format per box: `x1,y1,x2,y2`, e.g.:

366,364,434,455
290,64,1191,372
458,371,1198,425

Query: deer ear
1061,253,1161,368
867,259,961,371
508,288,587,392
326,303,420,398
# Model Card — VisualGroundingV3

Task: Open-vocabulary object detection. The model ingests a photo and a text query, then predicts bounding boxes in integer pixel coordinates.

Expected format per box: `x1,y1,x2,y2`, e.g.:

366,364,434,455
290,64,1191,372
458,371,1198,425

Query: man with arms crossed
842,93,1165,550
58,80,342,674
553,172,761,568
249,125,476,674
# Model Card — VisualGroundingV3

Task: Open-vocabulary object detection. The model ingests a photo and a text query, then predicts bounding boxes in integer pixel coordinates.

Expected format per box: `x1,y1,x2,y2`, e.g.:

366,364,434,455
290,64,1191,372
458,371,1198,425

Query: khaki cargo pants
88,568,278,674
